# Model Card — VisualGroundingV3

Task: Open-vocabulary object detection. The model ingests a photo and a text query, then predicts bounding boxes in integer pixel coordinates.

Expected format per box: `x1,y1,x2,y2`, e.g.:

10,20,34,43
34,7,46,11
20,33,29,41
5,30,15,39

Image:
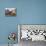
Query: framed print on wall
5,8,16,16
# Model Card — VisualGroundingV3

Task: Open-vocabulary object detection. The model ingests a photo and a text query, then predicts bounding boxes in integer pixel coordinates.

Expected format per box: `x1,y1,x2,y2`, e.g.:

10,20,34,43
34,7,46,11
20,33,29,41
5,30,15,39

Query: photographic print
5,8,16,16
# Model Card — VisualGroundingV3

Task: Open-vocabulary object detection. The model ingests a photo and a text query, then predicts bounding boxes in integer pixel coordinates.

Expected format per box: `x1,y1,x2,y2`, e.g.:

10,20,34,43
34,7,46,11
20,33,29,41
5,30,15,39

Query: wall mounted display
5,8,16,16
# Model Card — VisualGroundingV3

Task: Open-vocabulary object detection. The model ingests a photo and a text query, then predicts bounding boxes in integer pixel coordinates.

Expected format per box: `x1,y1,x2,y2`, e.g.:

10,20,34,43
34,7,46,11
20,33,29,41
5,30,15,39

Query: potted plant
8,32,16,46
